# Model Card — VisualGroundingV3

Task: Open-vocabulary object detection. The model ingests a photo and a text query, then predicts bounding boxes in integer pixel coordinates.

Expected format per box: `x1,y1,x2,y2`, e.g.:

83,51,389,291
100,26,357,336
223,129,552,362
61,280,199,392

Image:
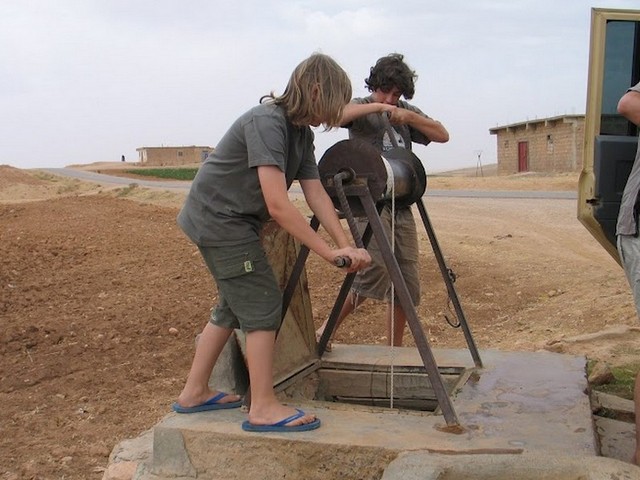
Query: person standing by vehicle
615,81,640,464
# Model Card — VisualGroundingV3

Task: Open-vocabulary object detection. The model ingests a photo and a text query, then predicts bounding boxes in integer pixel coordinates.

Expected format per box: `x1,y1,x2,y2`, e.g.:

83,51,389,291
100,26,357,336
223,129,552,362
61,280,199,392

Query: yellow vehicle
578,8,640,263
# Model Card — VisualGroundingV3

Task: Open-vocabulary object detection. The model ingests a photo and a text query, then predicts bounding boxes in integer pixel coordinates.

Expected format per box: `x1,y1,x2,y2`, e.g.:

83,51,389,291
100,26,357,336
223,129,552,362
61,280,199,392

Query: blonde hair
264,53,352,129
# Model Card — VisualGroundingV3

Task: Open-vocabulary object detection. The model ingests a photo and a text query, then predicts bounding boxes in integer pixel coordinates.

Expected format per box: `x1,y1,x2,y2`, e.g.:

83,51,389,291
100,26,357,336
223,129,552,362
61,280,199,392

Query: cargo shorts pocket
212,250,259,280
201,244,281,332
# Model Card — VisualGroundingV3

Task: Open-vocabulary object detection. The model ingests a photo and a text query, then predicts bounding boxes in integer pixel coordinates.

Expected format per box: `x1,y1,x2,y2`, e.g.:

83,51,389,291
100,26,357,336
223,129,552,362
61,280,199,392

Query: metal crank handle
334,256,352,268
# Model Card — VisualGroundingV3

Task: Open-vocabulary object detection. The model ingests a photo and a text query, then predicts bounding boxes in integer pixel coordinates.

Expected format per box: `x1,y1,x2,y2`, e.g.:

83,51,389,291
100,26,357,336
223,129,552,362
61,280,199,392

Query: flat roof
136,145,212,151
489,114,585,134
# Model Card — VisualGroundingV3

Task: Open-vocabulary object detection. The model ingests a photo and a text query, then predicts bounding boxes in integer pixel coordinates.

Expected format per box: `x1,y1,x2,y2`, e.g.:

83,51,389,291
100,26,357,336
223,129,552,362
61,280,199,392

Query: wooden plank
318,369,461,399
320,362,464,376
236,221,319,388
274,360,321,393
320,344,472,370
335,396,438,411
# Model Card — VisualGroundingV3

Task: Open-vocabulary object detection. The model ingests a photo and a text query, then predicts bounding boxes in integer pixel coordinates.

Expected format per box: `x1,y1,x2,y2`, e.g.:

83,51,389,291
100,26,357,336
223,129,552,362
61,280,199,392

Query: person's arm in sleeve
340,102,395,126
389,107,449,143
257,165,370,272
299,178,351,247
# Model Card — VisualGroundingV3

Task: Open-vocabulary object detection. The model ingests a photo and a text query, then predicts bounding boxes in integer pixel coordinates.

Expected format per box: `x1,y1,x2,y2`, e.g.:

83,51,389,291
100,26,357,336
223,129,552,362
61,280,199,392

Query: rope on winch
381,111,400,409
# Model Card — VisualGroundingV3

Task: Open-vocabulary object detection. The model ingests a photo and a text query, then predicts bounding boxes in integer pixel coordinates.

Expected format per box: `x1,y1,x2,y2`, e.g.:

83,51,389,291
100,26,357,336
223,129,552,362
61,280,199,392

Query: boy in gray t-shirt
316,53,449,349
172,54,370,432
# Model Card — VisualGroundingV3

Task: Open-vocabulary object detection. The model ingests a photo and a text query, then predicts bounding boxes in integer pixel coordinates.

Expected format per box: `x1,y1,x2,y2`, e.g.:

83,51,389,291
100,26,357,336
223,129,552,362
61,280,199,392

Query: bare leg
315,292,367,342
245,329,316,427
386,303,407,347
634,372,640,465
176,322,241,407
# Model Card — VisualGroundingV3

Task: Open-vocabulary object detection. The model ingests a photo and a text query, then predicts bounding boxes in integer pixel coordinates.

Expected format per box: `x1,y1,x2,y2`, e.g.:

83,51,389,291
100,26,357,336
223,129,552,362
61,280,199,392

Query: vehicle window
601,20,640,136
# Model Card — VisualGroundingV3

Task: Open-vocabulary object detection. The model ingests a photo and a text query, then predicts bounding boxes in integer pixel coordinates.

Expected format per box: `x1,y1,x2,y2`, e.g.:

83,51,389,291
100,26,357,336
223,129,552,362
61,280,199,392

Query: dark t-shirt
177,103,319,246
616,82,640,236
347,95,433,152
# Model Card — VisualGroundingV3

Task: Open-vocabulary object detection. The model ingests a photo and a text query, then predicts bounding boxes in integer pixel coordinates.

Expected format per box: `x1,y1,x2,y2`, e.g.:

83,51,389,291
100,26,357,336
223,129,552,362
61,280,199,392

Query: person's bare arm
618,90,640,126
258,166,370,271
340,102,395,126
299,178,350,248
389,108,449,143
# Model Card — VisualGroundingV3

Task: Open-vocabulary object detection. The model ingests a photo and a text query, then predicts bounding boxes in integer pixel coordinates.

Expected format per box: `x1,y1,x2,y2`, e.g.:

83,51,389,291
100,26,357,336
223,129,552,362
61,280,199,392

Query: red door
518,141,529,172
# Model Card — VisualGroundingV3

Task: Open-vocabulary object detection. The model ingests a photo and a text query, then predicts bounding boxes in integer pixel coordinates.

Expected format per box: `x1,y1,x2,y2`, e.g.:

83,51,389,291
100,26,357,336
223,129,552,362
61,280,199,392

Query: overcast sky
1,1,638,172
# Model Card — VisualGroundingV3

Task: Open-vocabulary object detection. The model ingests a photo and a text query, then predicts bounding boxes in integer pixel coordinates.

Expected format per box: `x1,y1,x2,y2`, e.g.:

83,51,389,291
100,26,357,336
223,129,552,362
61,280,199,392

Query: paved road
41,168,192,191
41,168,578,200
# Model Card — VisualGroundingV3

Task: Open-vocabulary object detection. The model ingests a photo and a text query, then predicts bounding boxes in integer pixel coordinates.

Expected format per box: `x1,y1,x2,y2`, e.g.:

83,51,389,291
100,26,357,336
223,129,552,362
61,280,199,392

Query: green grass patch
589,360,640,400
125,168,198,180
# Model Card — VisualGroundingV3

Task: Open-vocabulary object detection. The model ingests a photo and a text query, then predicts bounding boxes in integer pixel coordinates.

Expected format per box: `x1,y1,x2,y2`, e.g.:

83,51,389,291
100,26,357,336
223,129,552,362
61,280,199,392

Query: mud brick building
136,146,212,166
490,114,585,174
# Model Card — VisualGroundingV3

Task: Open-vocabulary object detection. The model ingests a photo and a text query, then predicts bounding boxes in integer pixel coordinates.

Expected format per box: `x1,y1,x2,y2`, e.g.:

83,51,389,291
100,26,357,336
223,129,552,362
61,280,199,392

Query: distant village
137,113,585,175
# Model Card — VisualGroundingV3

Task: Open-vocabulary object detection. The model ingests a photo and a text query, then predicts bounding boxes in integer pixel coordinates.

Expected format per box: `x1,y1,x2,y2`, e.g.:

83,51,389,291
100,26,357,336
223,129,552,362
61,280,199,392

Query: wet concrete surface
124,346,618,479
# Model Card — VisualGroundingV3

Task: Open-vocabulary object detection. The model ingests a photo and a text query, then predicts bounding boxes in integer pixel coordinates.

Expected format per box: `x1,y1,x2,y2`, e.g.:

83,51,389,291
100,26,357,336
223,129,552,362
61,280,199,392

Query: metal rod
280,216,319,319
317,218,376,356
416,198,483,368
317,182,380,356
359,192,460,426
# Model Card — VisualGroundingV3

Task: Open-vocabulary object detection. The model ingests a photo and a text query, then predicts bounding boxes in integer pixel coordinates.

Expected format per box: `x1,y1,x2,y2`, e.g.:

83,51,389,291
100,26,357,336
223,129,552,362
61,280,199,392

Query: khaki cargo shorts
351,205,421,305
198,241,282,332
618,234,640,318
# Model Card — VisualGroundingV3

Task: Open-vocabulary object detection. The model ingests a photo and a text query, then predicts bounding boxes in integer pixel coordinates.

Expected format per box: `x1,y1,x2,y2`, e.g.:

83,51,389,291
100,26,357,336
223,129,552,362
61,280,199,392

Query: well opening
313,345,471,412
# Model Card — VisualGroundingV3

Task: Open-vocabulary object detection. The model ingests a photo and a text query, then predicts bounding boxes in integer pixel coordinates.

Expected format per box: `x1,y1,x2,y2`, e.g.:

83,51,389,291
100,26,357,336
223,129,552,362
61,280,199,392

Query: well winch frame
279,139,482,427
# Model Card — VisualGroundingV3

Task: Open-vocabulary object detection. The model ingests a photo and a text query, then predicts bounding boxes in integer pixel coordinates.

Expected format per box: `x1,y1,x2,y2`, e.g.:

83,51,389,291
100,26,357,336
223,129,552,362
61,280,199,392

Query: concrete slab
321,346,596,454
595,416,636,464
130,347,613,479
381,452,640,480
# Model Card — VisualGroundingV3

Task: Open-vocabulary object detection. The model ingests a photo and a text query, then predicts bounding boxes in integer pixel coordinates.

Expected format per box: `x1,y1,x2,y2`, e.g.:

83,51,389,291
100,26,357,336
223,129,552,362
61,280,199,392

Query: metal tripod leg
416,199,482,368
278,187,463,425
359,194,460,427
316,220,376,356
279,213,371,356
281,216,319,319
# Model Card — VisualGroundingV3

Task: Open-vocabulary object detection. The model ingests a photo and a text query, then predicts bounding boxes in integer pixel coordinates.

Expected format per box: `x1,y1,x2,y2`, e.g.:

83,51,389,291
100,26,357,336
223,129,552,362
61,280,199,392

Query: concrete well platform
127,347,640,480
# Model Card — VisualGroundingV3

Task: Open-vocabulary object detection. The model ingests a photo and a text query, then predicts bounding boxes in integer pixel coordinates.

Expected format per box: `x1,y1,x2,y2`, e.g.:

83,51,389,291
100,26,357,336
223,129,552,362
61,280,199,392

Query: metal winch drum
318,139,427,216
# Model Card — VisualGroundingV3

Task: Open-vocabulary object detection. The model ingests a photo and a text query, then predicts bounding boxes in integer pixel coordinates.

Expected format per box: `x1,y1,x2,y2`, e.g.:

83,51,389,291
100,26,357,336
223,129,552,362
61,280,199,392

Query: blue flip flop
241,409,321,432
172,392,242,413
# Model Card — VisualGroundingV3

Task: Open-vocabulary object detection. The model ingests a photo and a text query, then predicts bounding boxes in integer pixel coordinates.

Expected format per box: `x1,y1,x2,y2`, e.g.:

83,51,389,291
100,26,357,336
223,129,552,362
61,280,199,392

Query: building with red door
489,114,585,174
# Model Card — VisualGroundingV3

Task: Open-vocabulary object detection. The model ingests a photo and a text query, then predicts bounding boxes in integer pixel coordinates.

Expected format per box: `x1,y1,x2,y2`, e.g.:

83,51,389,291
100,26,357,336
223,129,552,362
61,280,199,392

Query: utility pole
474,150,484,177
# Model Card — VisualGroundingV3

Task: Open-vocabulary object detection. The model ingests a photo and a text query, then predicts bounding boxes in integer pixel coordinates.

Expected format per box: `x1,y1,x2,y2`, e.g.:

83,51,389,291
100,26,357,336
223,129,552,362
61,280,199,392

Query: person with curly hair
316,53,448,349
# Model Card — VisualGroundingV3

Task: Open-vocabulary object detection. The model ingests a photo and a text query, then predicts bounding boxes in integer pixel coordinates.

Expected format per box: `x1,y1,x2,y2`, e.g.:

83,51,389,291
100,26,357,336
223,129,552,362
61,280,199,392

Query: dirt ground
2,163,640,479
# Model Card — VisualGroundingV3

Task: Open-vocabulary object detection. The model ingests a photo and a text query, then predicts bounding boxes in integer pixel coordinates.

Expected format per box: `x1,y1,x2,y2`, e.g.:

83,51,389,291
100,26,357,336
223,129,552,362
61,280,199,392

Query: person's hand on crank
388,107,412,125
331,247,371,273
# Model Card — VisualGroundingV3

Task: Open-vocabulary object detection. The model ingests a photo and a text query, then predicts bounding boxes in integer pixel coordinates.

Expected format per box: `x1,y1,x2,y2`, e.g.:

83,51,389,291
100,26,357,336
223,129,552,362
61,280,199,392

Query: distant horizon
6,158,501,176
80,158,499,173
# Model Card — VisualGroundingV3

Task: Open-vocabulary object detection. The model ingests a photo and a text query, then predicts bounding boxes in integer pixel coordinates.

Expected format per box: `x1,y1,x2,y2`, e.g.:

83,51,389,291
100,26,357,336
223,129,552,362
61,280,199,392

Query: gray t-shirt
346,96,433,152
616,82,640,236
177,103,319,246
